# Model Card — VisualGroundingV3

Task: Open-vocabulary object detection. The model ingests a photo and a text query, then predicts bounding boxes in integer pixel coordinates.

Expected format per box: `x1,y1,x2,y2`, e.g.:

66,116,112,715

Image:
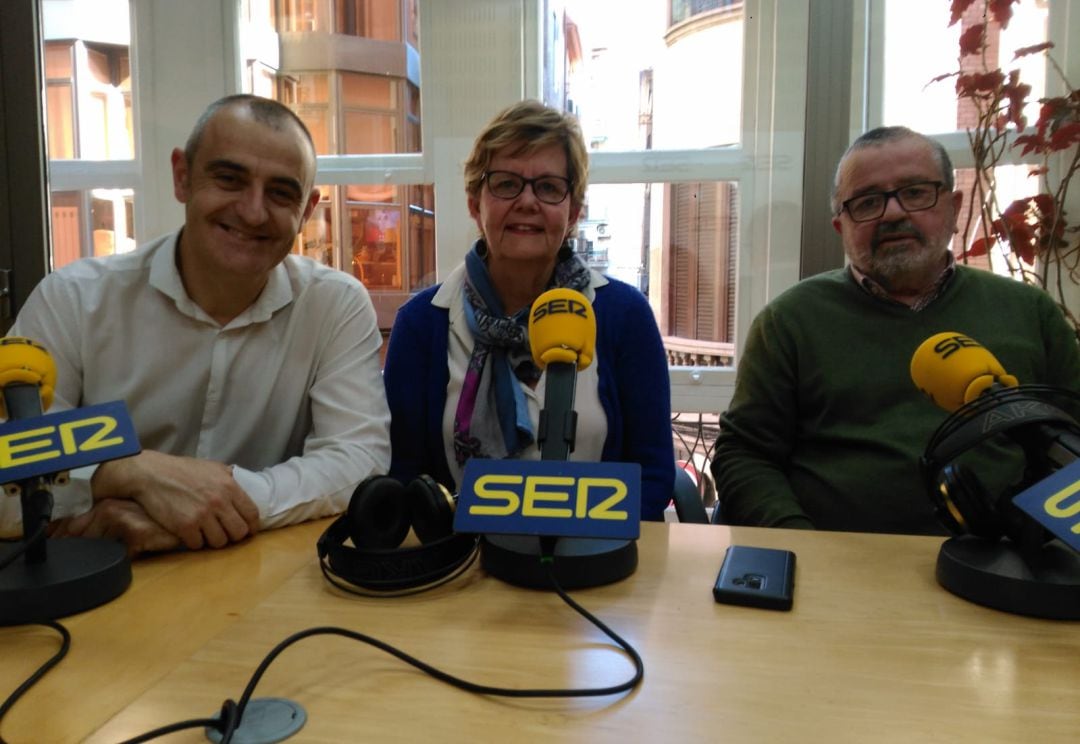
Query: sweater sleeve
712,304,814,528
601,285,675,521
384,292,439,486
386,290,457,492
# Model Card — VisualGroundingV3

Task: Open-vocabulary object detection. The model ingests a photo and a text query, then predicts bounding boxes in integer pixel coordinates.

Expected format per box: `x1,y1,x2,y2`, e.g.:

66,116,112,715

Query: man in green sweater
712,126,1080,535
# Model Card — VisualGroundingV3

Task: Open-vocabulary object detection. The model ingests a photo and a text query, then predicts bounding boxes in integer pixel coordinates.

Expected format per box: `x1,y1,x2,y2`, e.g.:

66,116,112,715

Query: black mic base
480,534,637,589
936,535,1080,620
0,538,131,626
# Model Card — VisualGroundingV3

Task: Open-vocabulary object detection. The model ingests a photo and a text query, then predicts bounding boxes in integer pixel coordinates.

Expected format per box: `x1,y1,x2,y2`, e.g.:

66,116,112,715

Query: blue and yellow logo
1012,459,1080,551
455,459,641,539
0,401,140,483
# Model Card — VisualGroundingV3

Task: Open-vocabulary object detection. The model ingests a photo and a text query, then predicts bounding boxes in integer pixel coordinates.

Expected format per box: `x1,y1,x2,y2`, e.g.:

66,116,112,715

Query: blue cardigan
383,277,675,521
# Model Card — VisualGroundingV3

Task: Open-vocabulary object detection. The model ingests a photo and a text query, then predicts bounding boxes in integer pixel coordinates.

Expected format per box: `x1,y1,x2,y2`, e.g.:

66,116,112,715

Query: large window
238,0,430,327
871,0,1055,277
22,0,1077,414
41,0,136,270
557,0,746,367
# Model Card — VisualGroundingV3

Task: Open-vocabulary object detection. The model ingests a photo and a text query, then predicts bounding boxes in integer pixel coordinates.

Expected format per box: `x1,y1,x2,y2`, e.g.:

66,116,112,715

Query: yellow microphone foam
910,332,1018,412
0,337,57,416
528,288,596,370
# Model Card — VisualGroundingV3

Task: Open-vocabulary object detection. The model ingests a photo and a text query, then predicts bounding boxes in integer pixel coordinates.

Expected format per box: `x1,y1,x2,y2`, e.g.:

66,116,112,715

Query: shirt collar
149,229,294,328
848,251,955,311
431,261,609,311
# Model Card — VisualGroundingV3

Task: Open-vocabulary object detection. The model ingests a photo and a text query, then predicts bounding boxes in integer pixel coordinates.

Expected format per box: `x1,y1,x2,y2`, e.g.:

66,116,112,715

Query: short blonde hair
464,100,589,211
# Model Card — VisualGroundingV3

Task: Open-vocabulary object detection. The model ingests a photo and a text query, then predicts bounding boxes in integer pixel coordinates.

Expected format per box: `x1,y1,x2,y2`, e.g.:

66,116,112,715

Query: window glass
296,73,330,104
670,0,741,27
280,0,331,32
351,208,402,289
42,26,133,163
406,0,419,47
44,42,73,78
44,42,75,159
555,1,745,360
408,184,435,291
41,0,135,272
294,73,332,154
341,72,394,109
953,163,1041,276
299,194,334,266
45,80,75,160
577,181,737,366
882,0,1048,134
405,82,421,152
344,112,396,153
337,0,400,40
51,189,136,270
566,0,743,152
241,3,431,329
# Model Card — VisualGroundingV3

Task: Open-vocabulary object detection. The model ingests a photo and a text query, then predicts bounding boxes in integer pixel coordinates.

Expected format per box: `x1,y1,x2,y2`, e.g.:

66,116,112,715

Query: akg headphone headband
318,515,477,591
317,475,479,593
924,388,1080,472
921,385,1080,539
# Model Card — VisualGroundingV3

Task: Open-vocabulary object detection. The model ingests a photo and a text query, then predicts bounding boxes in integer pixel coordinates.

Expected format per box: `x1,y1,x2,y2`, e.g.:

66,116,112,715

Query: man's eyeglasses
483,171,572,205
839,181,945,223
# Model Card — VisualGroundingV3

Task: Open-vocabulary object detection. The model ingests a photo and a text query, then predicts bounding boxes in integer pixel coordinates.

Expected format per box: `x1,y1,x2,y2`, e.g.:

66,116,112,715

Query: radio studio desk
2,520,1078,743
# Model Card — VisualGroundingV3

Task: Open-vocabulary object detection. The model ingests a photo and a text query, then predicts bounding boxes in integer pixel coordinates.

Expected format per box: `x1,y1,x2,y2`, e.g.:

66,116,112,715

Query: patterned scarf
453,240,592,464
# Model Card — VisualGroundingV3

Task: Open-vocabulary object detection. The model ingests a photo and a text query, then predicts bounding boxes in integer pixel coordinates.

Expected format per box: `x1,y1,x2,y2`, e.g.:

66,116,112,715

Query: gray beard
865,243,946,293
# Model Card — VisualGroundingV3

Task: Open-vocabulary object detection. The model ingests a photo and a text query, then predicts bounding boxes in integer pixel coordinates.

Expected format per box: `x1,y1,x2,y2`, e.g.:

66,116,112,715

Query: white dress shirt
1,230,390,534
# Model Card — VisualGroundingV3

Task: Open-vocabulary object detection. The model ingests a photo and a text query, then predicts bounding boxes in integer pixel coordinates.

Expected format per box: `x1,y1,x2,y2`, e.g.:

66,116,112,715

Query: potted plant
933,0,1080,340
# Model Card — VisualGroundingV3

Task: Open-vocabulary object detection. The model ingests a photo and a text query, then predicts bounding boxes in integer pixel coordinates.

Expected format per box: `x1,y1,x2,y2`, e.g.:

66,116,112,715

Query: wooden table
2,522,1078,743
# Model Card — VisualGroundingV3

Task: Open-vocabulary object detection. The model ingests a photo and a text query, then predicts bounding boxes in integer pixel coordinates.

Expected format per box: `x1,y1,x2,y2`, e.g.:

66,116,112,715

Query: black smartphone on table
713,545,796,611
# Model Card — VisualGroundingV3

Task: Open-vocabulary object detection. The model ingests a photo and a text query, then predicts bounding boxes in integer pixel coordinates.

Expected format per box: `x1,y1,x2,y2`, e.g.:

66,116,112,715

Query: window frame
30,1,1079,416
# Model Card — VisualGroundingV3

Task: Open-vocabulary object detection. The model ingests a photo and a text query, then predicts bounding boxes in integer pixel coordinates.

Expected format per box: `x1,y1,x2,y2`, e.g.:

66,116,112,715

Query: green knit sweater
713,266,1080,535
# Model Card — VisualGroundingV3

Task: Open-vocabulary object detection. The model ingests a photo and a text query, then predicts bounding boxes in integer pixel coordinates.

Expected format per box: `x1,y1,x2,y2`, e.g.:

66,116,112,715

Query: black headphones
920,385,1080,541
317,474,478,594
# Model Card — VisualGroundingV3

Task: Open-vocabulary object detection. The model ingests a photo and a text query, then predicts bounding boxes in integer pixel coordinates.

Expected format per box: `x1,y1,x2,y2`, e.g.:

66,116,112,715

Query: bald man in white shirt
3,95,390,556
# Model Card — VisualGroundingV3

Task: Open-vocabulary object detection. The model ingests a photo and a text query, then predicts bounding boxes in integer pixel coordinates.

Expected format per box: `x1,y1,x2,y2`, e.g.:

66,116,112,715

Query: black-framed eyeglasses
839,181,945,223
483,170,572,205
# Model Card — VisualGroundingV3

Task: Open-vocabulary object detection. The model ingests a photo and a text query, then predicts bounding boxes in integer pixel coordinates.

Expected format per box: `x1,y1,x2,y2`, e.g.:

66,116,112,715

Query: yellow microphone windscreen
0,337,56,416
910,332,1018,412
528,288,596,370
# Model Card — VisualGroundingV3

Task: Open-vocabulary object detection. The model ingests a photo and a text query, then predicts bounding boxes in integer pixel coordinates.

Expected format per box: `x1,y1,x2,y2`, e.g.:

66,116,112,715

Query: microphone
454,288,640,589
910,331,1018,412
0,337,57,420
0,336,140,625
0,338,61,544
528,287,597,461
910,332,1080,618
911,331,1080,469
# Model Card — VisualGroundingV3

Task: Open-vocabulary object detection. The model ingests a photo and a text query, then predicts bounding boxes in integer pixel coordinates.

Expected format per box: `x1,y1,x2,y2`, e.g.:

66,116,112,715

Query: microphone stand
936,454,1080,621
537,362,578,462
926,386,1080,619
0,384,131,626
935,528,1080,620
480,361,638,590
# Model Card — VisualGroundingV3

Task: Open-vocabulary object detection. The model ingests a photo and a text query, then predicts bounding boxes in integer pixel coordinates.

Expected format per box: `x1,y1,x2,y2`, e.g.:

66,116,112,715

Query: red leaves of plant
1049,122,1080,151
959,24,985,57
1015,98,1080,154
956,69,1004,97
951,0,1018,28
988,0,1018,29
972,196,1064,265
954,68,1028,131
949,0,977,26
1003,70,1030,129
967,236,995,257
1013,41,1053,61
